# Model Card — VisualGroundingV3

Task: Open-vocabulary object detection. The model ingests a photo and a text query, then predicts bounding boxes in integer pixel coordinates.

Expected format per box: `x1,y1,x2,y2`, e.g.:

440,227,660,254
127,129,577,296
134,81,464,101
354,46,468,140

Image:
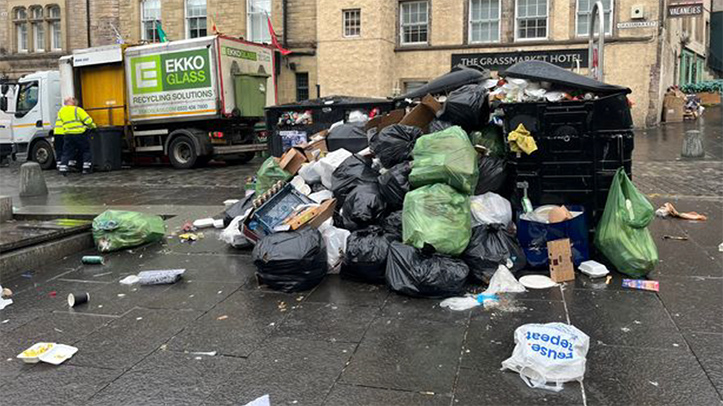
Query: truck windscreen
15,81,38,117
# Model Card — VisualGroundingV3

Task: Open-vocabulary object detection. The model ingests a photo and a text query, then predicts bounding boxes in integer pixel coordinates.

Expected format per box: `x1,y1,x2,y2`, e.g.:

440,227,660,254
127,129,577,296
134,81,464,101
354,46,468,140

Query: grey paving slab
564,288,686,349
584,345,721,405
143,280,242,312
1,364,122,406
89,350,245,406
685,332,723,398
59,281,171,317
657,276,723,334
305,274,390,307
490,281,566,302
202,337,354,406
454,366,583,406
380,293,471,325
462,300,567,370
653,232,721,278
166,289,292,357
139,253,258,285
341,317,466,394
323,383,452,406
272,302,378,343
69,307,201,370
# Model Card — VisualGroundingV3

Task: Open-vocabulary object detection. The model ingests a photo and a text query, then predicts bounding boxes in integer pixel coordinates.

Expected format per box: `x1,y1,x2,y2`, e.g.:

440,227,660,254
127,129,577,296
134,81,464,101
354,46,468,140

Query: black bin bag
386,242,469,298
341,226,390,284
462,224,526,284
475,156,507,195
223,191,256,227
326,123,369,153
381,210,403,242
252,228,328,292
331,155,379,204
341,183,387,230
369,124,422,168
378,161,412,211
438,84,490,133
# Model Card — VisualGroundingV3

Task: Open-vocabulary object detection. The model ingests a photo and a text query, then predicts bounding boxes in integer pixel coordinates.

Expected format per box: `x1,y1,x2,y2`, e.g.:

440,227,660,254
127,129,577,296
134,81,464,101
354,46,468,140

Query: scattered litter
213,219,225,229
296,296,304,302
0,297,13,310
420,391,435,396
1,319,9,324
649,381,659,387
49,291,57,297
502,323,589,392
136,317,143,321
137,269,186,285
17,343,78,365
179,233,199,243
655,202,707,221
579,260,610,278
21,272,33,279
440,293,499,311
519,275,558,290
605,275,613,285
81,255,104,265
621,327,631,333
484,264,526,294
67,293,90,308
2,287,13,298
191,351,217,356
673,343,680,347
217,290,223,295
160,344,167,351
193,218,216,229
94,272,112,278
0,285,12,310
663,235,689,241
53,328,63,333
117,293,126,298
217,315,228,321
719,242,723,252
119,275,140,285
244,394,271,406
195,356,202,360
622,279,660,292
278,301,287,312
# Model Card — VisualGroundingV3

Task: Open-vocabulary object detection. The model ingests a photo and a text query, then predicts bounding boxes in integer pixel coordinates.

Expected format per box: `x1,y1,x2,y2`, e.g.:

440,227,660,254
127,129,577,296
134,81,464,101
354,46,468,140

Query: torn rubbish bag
475,156,507,195
252,228,328,292
462,224,526,283
502,323,590,392
331,155,379,204
381,210,403,241
409,126,479,195
256,157,293,196
341,226,390,284
594,168,658,278
369,124,422,168
223,191,256,227
378,161,412,211
385,242,469,298
470,192,512,227
341,183,387,230
403,183,472,256
92,210,166,253
438,84,490,133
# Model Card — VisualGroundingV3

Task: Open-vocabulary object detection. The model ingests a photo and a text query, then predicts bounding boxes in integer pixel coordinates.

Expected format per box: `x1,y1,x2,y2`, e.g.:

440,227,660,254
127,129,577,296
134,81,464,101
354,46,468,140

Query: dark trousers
59,133,91,172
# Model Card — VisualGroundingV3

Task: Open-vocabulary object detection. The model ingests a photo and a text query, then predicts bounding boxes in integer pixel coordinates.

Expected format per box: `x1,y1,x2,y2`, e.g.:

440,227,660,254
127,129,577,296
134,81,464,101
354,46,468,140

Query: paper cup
68,292,90,307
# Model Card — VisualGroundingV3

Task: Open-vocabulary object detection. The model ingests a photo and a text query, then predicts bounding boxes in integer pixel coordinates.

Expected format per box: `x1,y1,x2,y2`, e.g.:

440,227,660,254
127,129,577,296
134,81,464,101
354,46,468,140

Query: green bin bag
92,210,166,253
471,125,506,158
402,183,472,256
409,126,479,195
594,168,658,277
256,156,292,196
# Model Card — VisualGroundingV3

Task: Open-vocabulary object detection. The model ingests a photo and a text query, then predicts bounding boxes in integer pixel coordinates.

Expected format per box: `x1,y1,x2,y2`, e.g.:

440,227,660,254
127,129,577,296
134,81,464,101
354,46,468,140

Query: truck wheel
30,140,56,170
224,152,256,165
169,135,198,169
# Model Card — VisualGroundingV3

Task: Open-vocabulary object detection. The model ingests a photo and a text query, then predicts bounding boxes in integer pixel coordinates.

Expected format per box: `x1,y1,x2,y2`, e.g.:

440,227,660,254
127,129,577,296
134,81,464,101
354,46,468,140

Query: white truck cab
0,71,62,168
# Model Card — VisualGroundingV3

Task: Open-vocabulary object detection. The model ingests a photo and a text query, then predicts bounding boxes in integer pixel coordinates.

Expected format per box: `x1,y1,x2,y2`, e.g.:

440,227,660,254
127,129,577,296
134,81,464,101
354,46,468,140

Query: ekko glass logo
131,49,211,94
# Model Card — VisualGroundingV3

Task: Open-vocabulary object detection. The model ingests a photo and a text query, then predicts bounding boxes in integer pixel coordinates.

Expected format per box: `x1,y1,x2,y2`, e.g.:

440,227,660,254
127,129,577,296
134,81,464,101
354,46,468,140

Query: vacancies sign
451,49,588,71
128,48,216,120
668,2,703,17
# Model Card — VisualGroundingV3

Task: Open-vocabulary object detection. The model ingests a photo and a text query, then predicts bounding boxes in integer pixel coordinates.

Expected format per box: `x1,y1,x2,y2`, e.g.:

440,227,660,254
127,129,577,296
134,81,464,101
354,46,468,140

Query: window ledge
395,36,654,52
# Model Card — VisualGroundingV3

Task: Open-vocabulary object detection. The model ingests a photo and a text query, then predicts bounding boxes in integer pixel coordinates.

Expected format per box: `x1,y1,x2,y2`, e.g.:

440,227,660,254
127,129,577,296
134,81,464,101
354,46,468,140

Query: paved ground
0,108,721,406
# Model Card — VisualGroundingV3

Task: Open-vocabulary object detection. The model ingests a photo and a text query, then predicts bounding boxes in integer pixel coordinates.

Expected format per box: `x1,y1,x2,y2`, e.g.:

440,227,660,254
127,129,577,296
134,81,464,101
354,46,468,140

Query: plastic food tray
252,184,314,236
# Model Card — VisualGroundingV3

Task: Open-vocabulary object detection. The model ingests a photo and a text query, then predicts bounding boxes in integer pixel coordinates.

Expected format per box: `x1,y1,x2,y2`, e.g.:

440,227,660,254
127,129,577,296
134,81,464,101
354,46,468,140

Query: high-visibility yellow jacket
54,105,96,135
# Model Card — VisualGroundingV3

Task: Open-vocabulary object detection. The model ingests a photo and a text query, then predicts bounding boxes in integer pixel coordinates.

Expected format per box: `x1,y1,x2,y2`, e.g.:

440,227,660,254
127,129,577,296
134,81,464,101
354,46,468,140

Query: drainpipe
282,0,288,48
86,0,91,47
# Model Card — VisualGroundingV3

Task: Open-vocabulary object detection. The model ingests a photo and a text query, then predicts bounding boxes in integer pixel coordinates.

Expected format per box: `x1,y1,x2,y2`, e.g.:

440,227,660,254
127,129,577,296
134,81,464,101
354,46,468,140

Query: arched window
47,5,62,51
186,0,207,39
141,0,161,42
30,6,45,52
13,7,29,52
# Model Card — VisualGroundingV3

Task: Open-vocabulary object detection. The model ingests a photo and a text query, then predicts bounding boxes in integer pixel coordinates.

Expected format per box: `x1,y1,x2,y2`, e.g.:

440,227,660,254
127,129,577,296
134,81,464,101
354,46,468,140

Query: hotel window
469,0,500,43
343,9,361,37
31,7,45,52
186,0,207,38
516,0,548,40
576,0,613,36
141,0,161,42
14,8,29,53
248,0,271,43
47,5,61,51
296,73,309,102
400,1,428,45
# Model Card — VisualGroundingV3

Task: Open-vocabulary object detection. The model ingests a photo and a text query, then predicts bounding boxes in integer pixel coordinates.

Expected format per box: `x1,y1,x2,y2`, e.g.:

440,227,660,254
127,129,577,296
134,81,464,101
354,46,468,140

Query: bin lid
502,60,630,94
396,66,490,100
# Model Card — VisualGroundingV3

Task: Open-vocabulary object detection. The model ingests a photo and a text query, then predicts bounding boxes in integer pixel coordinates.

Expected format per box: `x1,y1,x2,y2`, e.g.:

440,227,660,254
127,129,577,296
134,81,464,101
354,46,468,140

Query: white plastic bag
219,214,252,249
299,162,322,184
484,264,526,294
502,323,590,392
470,192,512,227
318,149,353,189
309,189,333,204
319,223,350,269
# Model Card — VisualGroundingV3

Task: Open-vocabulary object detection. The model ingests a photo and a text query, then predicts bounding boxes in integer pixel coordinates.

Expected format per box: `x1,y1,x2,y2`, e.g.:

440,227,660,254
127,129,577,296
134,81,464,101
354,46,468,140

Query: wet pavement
0,108,721,405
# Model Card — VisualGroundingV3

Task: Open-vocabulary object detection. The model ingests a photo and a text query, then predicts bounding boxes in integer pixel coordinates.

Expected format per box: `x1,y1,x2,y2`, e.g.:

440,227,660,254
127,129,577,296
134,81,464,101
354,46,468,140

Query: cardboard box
399,94,442,132
365,109,405,132
296,130,329,161
284,198,337,230
279,148,307,175
547,238,575,283
663,94,685,123
696,92,721,106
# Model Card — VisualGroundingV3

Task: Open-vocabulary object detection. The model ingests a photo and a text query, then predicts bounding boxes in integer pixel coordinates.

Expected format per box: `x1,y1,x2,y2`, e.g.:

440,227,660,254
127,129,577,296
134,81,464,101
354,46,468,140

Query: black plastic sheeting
341,226,390,284
326,123,369,153
223,191,256,227
340,183,387,231
462,224,526,283
331,155,379,204
386,242,469,298
378,161,412,211
369,124,422,168
502,60,630,94
438,84,490,133
427,119,453,134
252,228,328,292
396,66,490,100
381,210,403,242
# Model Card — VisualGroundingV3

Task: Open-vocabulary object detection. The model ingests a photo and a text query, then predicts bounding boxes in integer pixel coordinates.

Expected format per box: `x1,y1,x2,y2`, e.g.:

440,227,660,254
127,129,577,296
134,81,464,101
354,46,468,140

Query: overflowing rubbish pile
218,61,659,305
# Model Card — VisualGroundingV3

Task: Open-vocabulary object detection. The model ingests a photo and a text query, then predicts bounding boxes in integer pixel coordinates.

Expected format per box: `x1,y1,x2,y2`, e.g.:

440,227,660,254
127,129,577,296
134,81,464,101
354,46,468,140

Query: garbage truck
0,35,274,169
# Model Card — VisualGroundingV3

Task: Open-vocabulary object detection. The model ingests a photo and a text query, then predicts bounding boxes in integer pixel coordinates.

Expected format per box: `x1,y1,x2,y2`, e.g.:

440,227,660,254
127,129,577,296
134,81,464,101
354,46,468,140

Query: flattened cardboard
547,238,575,283
399,94,442,132
279,148,307,175
697,92,721,106
283,198,337,230
663,92,685,123
365,109,405,132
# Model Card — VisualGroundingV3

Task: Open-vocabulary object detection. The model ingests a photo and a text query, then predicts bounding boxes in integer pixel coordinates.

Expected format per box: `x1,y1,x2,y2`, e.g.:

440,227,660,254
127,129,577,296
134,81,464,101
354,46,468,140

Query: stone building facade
0,0,714,127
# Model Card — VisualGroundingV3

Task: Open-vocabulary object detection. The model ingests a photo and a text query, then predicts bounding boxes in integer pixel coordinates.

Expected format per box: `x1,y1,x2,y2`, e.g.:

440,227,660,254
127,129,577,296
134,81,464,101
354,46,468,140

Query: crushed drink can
137,269,186,285
82,256,104,265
